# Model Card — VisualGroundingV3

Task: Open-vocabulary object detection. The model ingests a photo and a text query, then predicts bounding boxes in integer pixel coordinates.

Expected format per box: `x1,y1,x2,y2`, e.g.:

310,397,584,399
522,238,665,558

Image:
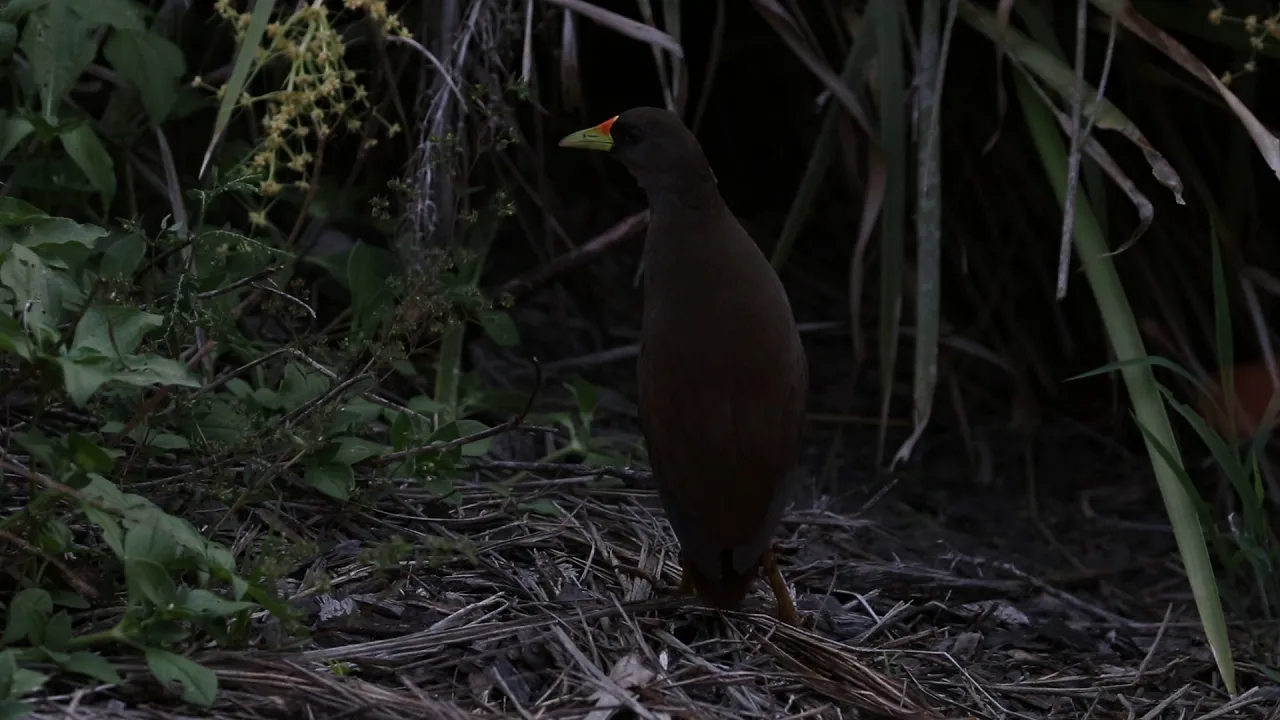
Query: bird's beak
558,115,617,151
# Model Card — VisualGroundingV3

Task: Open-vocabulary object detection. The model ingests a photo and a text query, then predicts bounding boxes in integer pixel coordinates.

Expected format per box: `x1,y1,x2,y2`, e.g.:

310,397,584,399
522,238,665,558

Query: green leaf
22,217,106,250
111,354,200,389
407,395,445,415
193,400,244,443
59,123,116,211
145,432,189,449
329,397,382,433
99,232,145,278
0,313,33,360
332,436,382,465
103,28,184,126
144,648,217,707
0,0,51,23
8,667,46,697
0,116,35,167
276,361,329,412
478,309,520,347
180,589,254,617
79,473,143,512
0,650,16,696
68,303,166,357
346,241,395,339
59,651,122,685
0,244,55,331
67,0,146,30
567,375,597,424
56,347,115,407
1,588,52,645
40,611,71,651
0,21,16,61
125,558,175,607
67,431,113,472
21,2,99,121
0,198,45,227
389,410,417,451
455,419,492,457
123,515,178,566
305,462,352,500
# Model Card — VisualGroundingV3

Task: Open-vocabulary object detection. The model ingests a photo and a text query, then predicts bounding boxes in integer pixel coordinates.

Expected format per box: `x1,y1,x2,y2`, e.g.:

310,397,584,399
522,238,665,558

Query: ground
21,328,1277,719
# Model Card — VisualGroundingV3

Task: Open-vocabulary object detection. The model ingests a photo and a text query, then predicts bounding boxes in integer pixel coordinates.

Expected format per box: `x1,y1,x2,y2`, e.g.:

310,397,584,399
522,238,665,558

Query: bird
559,107,808,625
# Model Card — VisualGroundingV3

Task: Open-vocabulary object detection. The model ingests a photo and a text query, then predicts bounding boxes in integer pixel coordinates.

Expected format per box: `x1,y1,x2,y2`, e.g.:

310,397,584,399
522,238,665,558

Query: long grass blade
1015,70,1236,697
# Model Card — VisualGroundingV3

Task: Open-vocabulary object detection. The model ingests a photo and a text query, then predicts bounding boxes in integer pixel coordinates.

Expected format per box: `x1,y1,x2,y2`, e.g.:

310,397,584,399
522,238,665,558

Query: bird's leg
677,553,695,595
761,547,799,626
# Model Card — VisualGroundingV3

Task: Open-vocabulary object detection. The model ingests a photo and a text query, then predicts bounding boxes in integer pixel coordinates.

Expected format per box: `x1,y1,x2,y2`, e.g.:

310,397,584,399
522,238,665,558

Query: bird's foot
762,547,808,628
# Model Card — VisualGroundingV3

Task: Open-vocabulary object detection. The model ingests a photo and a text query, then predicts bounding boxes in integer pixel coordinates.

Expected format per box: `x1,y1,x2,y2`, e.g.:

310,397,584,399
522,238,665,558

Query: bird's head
558,107,716,195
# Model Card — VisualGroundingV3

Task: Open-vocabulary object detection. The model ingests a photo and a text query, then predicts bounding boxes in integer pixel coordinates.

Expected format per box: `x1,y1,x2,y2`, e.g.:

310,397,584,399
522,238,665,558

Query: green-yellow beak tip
558,127,614,151
559,116,619,151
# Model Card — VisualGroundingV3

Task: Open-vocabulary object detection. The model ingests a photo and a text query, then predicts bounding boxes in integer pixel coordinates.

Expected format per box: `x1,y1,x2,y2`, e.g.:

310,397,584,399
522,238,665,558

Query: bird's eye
613,124,639,145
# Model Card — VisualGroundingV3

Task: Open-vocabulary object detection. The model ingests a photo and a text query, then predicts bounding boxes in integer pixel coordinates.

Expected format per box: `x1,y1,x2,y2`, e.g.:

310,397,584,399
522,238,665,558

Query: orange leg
677,554,695,595
762,547,799,626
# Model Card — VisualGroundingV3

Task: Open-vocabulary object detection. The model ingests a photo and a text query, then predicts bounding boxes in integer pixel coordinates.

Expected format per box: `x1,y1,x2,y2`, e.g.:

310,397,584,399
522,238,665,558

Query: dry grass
18,458,1273,719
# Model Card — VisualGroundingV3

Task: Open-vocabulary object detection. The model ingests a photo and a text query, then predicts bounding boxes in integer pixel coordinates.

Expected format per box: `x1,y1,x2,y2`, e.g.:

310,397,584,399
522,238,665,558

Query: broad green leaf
56,347,115,406
144,648,217,706
276,361,329,411
0,244,54,331
111,354,200,389
59,651,122,685
305,462,352,500
567,375,598,422
9,667,47,696
0,313,33,360
73,305,162,356
124,518,178,565
0,698,33,719
478,309,520,347
21,1,98,121
389,410,417,450
346,240,395,338
0,650,16,696
0,21,16,61
193,400,244,443
67,0,146,30
333,436,382,465
1,589,52,646
146,433,190,449
103,28,184,126
145,510,208,555
124,558,175,607
0,116,34,166
79,473,135,511
329,397,382,433
59,123,116,210
0,0,51,22
22,217,105,250
407,395,445,415
0,198,45,226
99,232,145,278
456,419,493,457
40,611,71,651
180,589,254,617
67,432,113,472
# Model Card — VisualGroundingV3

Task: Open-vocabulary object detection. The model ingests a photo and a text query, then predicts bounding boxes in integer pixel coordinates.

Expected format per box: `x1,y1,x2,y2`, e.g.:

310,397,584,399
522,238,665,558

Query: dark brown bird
559,108,808,624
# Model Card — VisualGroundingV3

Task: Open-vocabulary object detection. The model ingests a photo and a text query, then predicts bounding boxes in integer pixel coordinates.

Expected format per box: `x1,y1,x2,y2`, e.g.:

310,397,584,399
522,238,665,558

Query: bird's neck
634,168,723,217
